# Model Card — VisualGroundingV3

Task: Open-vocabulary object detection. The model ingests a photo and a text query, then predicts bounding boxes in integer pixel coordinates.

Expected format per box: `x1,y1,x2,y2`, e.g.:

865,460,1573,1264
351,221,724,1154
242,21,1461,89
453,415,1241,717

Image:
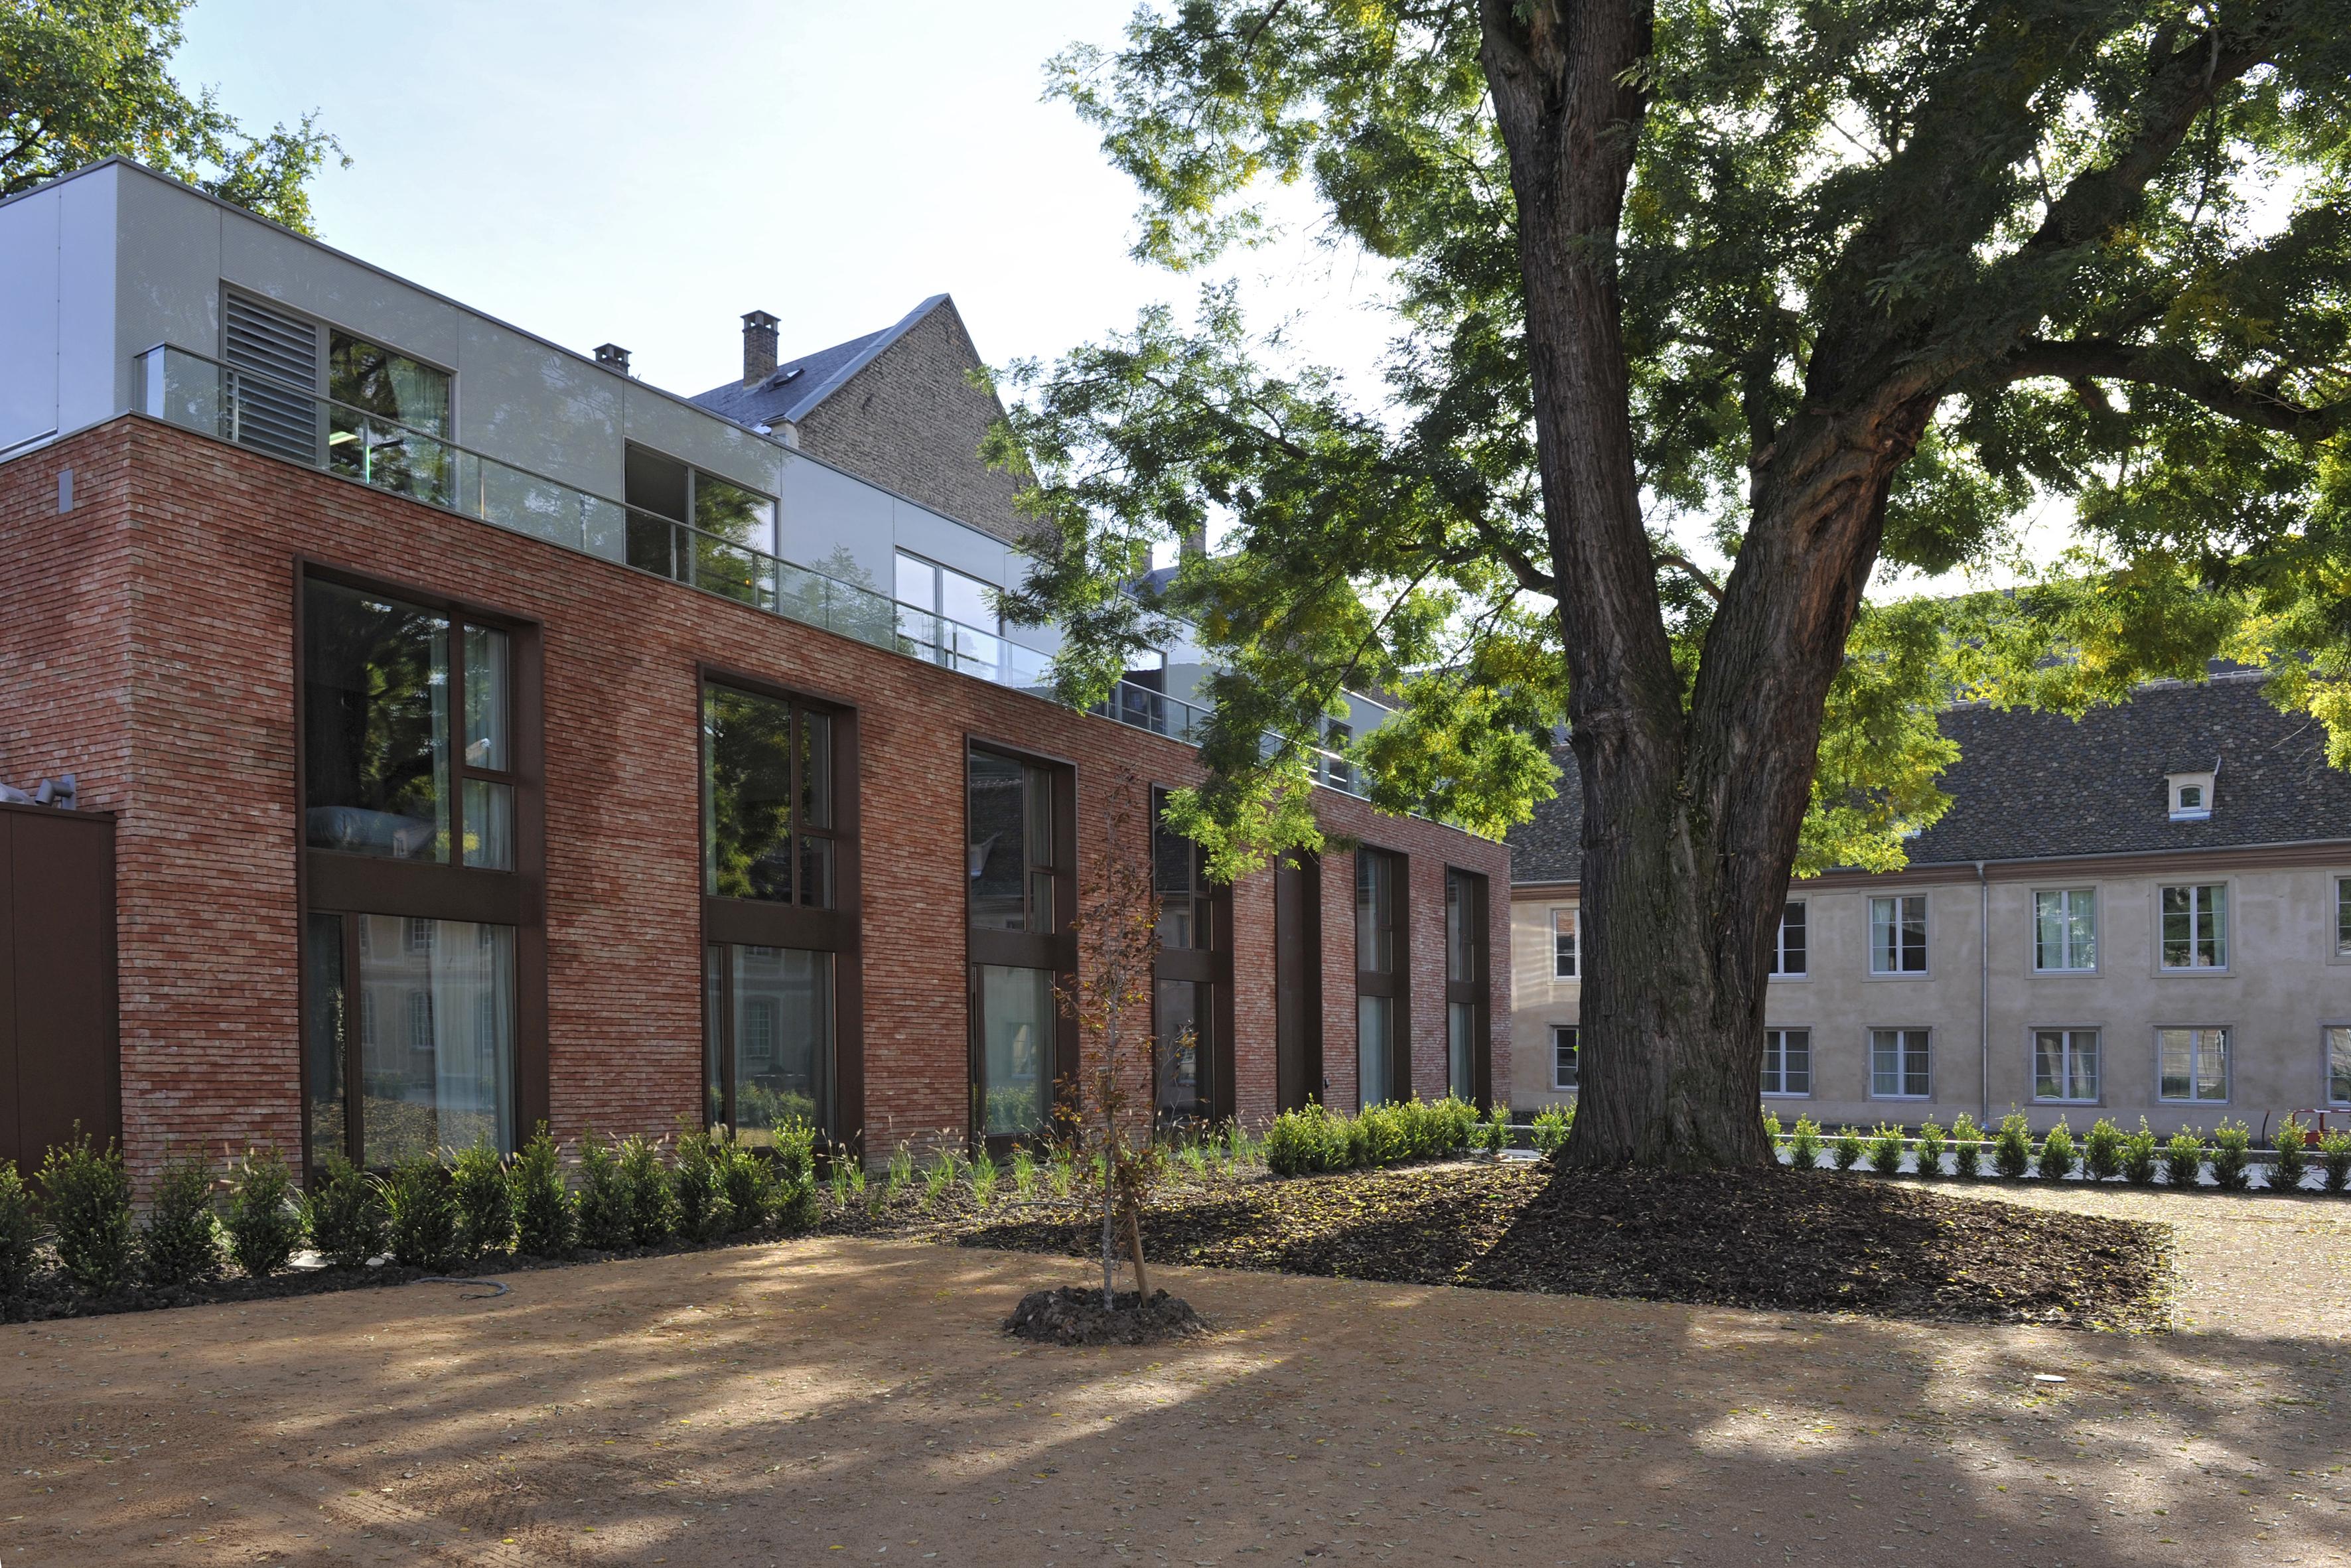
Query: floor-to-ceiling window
300,574,541,1171
701,676,859,1149
1152,787,1231,1129
967,745,1072,1143
1444,867,1490,1105
1355,848,1405,1109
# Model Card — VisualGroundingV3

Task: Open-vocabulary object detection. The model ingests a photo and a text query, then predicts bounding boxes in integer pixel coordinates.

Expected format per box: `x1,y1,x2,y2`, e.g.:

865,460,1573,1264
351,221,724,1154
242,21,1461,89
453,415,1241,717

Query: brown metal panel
305,853,527,925
7,806,120,1163
1274,851,1321,1113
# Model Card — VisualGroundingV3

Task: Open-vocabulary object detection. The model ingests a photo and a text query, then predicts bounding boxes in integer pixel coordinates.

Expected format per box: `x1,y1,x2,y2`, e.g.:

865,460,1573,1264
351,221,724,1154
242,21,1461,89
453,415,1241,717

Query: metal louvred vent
222,294,321,464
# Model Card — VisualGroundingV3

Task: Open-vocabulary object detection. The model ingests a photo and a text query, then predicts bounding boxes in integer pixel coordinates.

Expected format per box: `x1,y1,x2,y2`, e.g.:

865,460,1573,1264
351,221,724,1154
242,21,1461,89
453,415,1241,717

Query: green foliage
618,1135,675,1246
1263,1098,1482,1178
2036,1121,2078,1181
510,1128,573,1258
1831,1127,1864,1173
826,1151,855,1211
1011,1145,1038,1202
2210,1121,2254,1192
223,1147,304,1281
1046,1142,1078,1200
920,1147,959,1209
1263,1103,1352,1176
451,1139,515,1260
1531,1104,1572,1156
0,0,344,226
378,1156,458,1272
2120,1121,2161,1188
140,1149,220,1289
2319,1131,2351,1195
39,1131,135,1296
671,1126,731,1242
573,1135,632,1252
768,1120,819,1232
1865,1124,1906,1177
1949,1115,1983,1180
884,1144,916,1204
1912,1119,1946,1178
1476,1102,1512,1155
305,1152,384,1269
1787,1117,1823,1171
969,1149,999,1209
2163,1127,2207,1188
2271,1116,2309,1193
1992,1114,2034,1180
0,1163,43,1309
2082,1119,2125,1182
717,1135,775,1233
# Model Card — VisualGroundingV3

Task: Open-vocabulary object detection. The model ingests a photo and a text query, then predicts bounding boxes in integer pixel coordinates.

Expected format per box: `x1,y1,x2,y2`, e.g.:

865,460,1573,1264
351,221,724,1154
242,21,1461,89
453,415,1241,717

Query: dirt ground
5,1183,2348,1567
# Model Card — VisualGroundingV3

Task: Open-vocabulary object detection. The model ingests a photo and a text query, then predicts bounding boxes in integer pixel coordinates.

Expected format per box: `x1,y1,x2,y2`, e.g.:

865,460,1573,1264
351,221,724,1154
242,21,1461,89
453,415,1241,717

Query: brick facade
1,419,1510,1183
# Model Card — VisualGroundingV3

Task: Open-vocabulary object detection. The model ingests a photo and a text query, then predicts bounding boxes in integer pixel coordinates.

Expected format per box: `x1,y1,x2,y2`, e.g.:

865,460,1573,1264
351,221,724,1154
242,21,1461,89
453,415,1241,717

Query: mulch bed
955,1159,2173,1330
1004,1285,1209,1345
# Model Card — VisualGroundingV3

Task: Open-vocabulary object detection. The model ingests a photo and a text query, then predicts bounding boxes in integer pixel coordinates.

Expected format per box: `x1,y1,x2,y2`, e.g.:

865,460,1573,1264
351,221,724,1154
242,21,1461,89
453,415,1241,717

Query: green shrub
618,1135,675,1245
2120,1119,2161,1187
2270,1115,2309,1193
670,1126,731,1242
1476,1102,1512,1156
511,1127,573,1256
1865,1123,1906,1176
1530,1104,1571,1155
1010,1144,1038,1200
2036,1120,2077,1180
1992,1113,2034,1179
919,1147,958,1208
305,1151,384,1268
378,1155,459,1271
2162,1127,2205,1188
1342,1115,1372,1168
969,1148,999,1208
1762,1109,1782,1148
770,1119,819,1232
451,1139,516,1259
2318,1129,2351,1194
1831,1126,1864,1172
885,1143,917,1203
223,1147,304,1280
2210,1121,2253,1191
0,1163,46,1310
1788,1116,1823,1171
574,1134,633,1250
1912,1119,1946,1178
717,1134,774,1232
1439,1096,1480,1153
2082,1118,2125,1182
1265,1104,1350,1176
1949,1113,1983,1179
40,1131,135,1296
141,1149,222,1290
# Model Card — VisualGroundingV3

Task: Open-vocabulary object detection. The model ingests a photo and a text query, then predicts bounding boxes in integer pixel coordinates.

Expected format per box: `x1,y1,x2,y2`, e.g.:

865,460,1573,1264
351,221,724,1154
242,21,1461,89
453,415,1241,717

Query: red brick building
0,161,1509,1182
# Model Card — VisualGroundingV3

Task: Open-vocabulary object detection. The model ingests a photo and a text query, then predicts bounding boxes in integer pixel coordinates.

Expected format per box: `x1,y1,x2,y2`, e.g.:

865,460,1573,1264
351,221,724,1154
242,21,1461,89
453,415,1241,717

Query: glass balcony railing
132,341,1376,800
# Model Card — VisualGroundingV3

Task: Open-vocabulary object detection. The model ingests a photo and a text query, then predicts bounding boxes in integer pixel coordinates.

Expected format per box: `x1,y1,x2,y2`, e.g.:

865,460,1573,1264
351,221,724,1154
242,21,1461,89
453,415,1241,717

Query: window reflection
978,964,1054,1136
303,581,449,861
968,749,1054,931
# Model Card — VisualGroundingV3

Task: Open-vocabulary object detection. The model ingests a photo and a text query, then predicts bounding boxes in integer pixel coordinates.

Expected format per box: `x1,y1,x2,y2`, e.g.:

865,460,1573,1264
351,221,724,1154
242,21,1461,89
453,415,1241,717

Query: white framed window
1551,1025,1580,1090
2032,888,2097,971
2158,1027,2230,1103
1552,908,1579,979
2327,1026,2351,1108
1762,1028,1810,1096
1869,1027,1931,1098
2167,771,2214,821
2159,883,2228,970
2336,878,2350,958
1770,901,1807,977
2032,1028,2101,1102
1869,895,1928,975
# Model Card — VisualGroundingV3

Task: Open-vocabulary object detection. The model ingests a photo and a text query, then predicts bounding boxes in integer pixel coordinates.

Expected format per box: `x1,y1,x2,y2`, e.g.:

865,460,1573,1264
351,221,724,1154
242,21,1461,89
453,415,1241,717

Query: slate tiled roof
1508,674,2351,886
689,296,948,429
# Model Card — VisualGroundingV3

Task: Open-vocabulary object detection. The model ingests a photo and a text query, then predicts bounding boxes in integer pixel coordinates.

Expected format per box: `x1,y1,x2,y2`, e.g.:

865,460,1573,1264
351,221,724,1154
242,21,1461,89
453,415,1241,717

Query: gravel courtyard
5,1184,2347,1567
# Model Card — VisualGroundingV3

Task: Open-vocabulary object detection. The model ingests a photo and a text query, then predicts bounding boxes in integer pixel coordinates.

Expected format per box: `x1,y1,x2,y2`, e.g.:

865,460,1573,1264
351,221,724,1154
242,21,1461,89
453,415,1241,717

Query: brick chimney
594,343,630,374
742,310,780,384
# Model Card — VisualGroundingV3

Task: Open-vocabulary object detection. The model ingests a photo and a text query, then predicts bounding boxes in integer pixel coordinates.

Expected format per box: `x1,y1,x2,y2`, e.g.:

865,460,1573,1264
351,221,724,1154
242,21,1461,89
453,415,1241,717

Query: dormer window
2167,771,2214,821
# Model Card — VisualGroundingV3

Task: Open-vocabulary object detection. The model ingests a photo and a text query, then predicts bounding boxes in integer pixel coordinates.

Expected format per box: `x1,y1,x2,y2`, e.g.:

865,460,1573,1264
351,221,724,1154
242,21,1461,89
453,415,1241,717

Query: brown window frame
965,739,1077,1152
1151,786,1234,1129
1444,866,1492,1107
697,664,863,1153
293,561,547,1176
1354,845,1408,1109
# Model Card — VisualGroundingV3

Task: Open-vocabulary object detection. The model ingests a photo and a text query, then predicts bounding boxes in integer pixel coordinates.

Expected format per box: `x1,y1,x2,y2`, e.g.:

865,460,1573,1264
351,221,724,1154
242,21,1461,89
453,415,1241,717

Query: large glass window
1356,994,1394,1107
1354,849,1401,1109
1869,1028,1931,1098
1445,868,1488,1102
2160,884,2228,969
1763,1029,1810,1096
2034,889,2097,971
705,945,833,1144
1153,788,1210,950
1154,977,1212,1127
968,749,1056,932
2338,879,2350,958
2034,1028,2100,1102
977,964,1055,1137
624,446,776,603
2328,1026,2351,1107
1869,895,1928,975
1552,908,1579,979
304,581,515,870
1356,853,1395,975
704,683,835,906
1770,902,1806,977
2159,1027,2230,1102
1552,1025,1579,1091
326,330,451,503
305,911,349,1161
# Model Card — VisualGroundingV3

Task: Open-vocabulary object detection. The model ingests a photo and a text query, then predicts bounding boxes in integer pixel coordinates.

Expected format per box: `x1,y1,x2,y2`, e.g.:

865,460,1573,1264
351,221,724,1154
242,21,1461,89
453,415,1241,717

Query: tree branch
1653,553,1724,604
2003,338,2351,440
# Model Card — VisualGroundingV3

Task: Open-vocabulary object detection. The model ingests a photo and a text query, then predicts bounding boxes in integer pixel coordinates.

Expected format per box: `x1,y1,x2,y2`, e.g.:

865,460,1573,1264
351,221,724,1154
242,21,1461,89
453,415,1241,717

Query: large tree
992,0,2351,1167
2,0,341,230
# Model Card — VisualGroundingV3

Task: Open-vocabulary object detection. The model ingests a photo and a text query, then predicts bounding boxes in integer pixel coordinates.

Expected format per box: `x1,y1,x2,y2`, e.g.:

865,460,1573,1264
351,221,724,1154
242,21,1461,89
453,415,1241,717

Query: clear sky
172,0,1395,403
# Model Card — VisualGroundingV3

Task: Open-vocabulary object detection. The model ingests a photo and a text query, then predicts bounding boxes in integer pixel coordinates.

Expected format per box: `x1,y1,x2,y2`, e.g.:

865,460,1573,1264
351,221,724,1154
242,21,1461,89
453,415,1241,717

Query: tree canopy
2,0,342,231
992,0,2351,880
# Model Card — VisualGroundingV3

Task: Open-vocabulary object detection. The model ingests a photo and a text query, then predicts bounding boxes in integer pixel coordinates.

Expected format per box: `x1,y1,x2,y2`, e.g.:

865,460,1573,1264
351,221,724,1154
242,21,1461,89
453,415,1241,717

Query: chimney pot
594,342,632,374
743,310,780,384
